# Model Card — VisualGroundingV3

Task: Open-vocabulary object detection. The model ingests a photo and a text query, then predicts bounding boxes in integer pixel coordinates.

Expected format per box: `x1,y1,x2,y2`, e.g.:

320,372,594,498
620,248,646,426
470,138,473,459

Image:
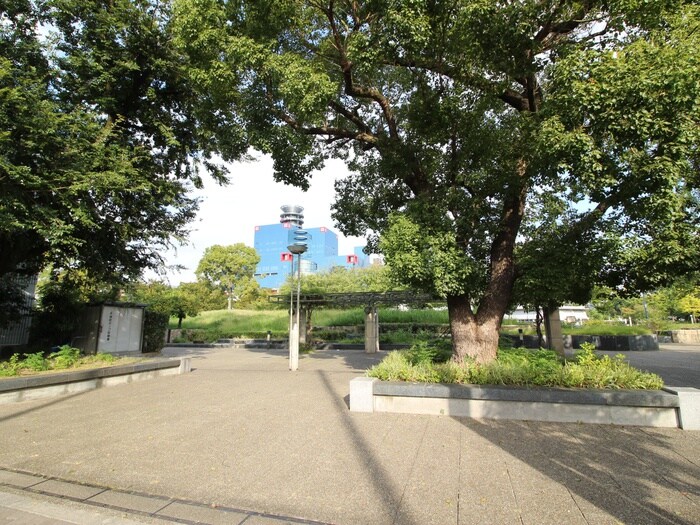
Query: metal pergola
268,291,437,308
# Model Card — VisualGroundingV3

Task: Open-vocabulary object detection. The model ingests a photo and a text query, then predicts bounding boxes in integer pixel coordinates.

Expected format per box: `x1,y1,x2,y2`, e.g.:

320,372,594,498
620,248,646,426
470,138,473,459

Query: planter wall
350,377,700,430
657,330,700,344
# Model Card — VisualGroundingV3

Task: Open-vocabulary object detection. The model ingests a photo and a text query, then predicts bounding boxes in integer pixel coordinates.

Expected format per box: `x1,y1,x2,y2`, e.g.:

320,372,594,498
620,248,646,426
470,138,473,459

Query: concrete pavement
0,344,698,524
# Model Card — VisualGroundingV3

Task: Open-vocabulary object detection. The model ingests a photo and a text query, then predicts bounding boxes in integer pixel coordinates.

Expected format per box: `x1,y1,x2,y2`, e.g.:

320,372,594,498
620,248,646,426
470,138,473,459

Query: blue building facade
253,222,369,289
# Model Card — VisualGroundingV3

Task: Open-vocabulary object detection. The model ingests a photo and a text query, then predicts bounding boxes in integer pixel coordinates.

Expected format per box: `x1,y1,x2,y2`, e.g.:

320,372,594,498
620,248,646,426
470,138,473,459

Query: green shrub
559,343,664,389
23,352,49,371
48,345,81,369
0,348,128,377
366,342,664,390
0,354,21,377
405,340,452,364
143,310,169,353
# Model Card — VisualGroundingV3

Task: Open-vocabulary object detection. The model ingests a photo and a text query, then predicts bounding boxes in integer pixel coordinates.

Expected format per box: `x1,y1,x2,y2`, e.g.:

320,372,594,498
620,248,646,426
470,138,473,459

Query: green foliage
196,244,262,308
0,349,130,377
280,265,397,295
564,344,664,389
678,292,700,319
380,214,482,298
31,269,117,345
589,280,700,328
22,352,49,372
127,281,200,328
405,340,453,365
1,0,242,303
0,354,21,377
48,345,81,370
173,0,700,364
367,344,663,390
143,310,169,354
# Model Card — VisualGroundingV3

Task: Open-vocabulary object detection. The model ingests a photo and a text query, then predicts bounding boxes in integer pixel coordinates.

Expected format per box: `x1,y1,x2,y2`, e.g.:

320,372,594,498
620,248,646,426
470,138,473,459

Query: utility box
74,303,145,355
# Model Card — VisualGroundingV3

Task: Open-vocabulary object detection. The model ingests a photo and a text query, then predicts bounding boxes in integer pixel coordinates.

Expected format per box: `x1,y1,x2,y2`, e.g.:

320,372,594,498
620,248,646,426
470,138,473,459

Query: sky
155,152,366,285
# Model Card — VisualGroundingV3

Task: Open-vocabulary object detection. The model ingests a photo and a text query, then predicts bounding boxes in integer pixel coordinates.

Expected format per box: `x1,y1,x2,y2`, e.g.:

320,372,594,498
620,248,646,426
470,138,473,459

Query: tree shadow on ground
457,417,700,525
303,348,386,371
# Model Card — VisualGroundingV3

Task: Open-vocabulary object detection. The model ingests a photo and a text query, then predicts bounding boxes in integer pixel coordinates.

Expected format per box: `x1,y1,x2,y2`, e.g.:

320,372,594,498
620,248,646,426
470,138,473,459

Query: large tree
0,0,244,324
173,0,700,362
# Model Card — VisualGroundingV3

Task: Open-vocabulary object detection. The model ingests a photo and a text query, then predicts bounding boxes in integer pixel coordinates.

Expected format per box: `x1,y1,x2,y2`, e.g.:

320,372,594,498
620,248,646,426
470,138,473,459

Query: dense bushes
143,310,169,353
367,343,664,390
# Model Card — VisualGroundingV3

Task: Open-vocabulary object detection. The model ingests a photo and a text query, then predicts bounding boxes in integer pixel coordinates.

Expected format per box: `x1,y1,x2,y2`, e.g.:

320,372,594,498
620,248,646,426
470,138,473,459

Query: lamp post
280,205,307,371
287,231,307,371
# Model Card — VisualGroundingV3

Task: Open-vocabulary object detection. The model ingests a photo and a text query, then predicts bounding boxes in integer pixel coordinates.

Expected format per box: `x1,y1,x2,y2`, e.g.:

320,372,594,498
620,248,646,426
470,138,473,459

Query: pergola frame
269,291,436,353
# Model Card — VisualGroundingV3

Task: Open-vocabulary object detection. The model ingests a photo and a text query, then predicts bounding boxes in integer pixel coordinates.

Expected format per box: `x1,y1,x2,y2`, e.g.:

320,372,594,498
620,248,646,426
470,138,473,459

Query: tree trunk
448,160,528,364
178,316,184,329
448,295,501,363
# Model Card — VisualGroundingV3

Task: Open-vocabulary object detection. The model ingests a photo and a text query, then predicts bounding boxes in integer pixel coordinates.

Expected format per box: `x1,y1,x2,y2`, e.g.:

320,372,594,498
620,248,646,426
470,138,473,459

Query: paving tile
156,501,249,524
0,471,44,489
87,489,169,514
31,479,104,500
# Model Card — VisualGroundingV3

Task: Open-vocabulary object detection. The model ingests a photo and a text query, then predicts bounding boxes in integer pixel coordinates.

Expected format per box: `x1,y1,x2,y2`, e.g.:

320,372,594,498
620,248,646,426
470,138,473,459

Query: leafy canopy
196,243,261,298
1,0,246,323
173,0,699,309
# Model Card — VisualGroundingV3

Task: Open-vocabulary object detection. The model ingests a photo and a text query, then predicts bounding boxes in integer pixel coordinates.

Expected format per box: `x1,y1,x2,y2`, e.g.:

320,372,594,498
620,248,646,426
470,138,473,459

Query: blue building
253,220,369,290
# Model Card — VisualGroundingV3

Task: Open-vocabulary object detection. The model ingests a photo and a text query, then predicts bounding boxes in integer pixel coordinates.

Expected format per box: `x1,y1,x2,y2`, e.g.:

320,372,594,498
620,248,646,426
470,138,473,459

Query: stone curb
350,377,700,430
0,358,190,404
0,468,330,525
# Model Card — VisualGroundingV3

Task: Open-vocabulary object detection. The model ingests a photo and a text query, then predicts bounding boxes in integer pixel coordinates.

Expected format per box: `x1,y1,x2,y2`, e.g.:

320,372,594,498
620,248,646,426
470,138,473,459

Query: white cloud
155,152,366,285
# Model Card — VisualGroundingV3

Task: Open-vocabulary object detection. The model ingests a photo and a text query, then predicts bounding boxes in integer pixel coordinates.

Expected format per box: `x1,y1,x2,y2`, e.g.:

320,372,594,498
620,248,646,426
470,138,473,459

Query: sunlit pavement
0,344,698,525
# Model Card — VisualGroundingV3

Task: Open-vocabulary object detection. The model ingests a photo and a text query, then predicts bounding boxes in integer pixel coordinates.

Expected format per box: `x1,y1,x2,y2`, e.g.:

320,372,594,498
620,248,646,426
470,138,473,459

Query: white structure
73,303,145,354
505,305,588,324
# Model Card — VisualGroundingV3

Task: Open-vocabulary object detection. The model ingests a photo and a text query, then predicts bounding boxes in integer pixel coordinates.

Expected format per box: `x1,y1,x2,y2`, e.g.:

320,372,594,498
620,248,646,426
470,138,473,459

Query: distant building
253,220,369,290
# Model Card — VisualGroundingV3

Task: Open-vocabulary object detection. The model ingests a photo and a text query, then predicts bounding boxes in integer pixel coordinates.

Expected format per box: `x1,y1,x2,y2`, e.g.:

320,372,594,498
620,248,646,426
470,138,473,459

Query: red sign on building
346,255,358,264
281,252,293,262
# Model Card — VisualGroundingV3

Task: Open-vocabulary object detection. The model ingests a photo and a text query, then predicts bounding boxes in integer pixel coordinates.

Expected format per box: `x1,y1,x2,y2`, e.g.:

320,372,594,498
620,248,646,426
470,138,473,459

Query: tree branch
278,110,378,147
323,2,399,139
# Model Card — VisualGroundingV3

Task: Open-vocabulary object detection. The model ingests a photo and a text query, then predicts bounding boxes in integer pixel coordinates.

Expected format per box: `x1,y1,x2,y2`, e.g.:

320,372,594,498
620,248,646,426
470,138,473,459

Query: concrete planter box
350,378,700,430
0,358,191,404
657,329,700,344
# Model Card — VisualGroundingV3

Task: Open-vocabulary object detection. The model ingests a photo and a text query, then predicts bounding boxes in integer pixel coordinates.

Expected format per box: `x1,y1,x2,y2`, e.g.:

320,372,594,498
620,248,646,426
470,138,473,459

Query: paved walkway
0,345,698,525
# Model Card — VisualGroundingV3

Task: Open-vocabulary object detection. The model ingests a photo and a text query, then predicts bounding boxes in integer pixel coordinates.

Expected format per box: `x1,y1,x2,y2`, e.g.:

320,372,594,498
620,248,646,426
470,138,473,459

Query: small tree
678,292,700,323
195,244,261,310
128,281,200,328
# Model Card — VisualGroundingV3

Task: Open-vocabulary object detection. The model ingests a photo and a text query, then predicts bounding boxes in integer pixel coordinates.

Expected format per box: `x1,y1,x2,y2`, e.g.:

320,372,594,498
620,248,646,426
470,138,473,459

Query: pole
289,254,301,371
288,257,295,369
296,252,302,351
